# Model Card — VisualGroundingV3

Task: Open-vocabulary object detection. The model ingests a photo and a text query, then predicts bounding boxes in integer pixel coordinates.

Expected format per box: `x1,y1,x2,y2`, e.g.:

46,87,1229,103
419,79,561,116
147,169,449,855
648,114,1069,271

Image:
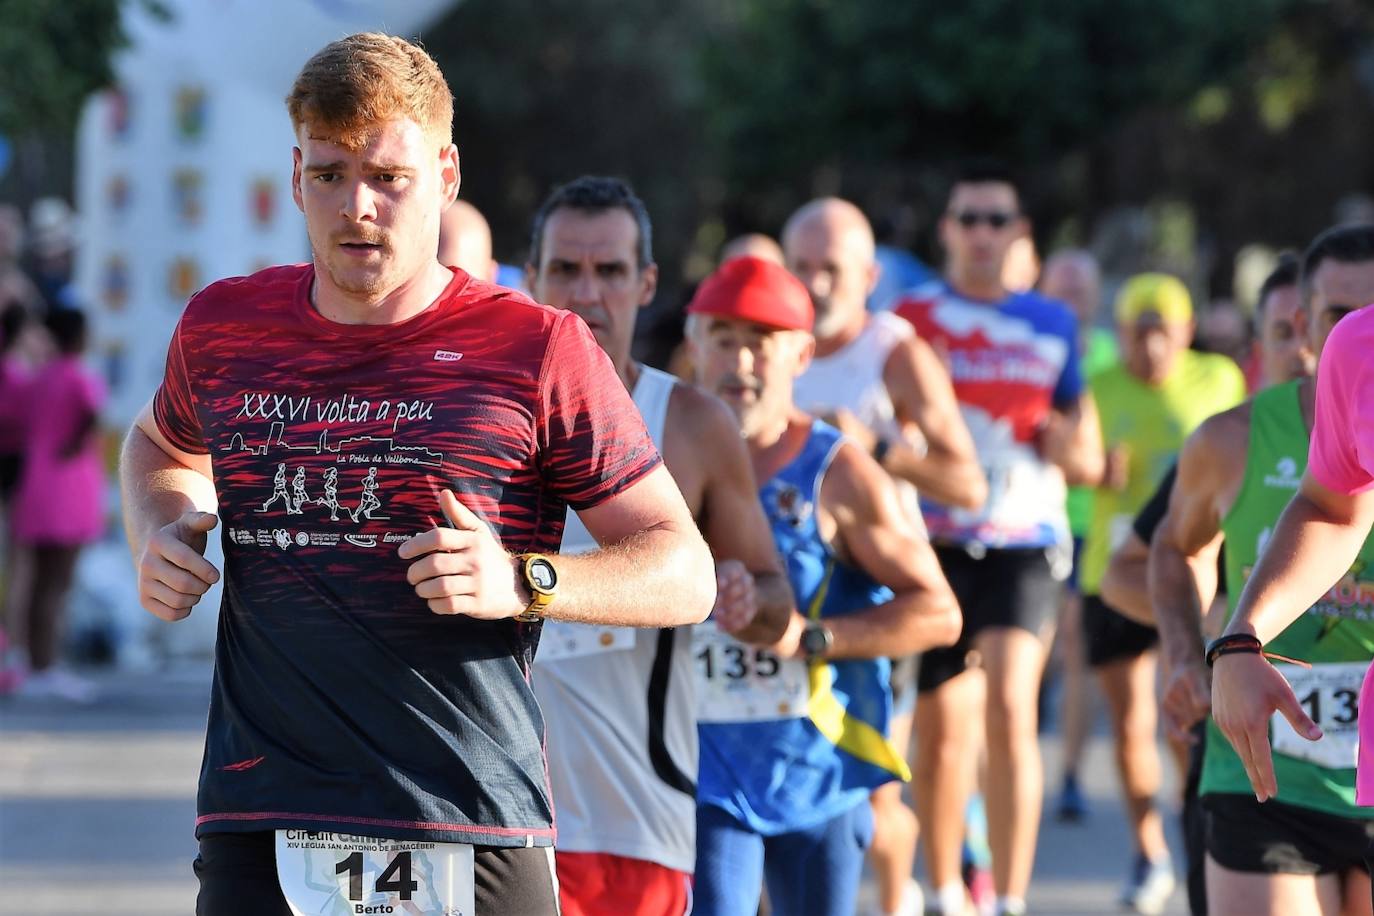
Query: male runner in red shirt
120,33,714,916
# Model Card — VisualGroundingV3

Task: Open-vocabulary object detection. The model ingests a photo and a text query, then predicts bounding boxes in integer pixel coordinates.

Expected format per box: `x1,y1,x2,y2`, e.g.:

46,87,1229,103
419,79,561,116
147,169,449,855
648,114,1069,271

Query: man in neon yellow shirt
1081,274,1247,913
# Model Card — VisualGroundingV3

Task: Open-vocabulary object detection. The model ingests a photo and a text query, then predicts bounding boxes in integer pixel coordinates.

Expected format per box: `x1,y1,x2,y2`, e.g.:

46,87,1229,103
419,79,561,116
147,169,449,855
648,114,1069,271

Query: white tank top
532,364,697,872
794,312,928,536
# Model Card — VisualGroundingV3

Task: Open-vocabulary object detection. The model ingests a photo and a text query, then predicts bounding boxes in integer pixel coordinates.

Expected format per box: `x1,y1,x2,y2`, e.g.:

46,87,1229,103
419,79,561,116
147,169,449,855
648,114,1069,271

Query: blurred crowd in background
0,198,107,702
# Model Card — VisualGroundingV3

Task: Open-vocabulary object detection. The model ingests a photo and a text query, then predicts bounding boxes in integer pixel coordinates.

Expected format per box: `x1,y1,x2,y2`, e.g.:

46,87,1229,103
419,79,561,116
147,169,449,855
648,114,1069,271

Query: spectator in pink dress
10,309,105,701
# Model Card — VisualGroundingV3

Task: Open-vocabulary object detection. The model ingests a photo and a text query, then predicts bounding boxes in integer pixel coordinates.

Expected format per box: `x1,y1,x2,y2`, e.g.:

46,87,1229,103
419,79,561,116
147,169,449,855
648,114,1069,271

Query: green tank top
1202,379,1374,817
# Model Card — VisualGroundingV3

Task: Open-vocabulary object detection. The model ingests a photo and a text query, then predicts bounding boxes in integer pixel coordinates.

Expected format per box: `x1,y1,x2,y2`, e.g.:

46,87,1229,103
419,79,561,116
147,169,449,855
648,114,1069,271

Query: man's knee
914,728,971,783
985,677,1041,743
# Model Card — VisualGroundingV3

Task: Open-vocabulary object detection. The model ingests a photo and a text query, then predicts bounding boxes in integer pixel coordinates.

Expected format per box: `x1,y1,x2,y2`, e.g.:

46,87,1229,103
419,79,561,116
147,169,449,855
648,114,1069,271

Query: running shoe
874,877,924,916
17,667,98,703
1055,772,1089,822
962,794,996,915
963,862,996,916
1119,852,1176,915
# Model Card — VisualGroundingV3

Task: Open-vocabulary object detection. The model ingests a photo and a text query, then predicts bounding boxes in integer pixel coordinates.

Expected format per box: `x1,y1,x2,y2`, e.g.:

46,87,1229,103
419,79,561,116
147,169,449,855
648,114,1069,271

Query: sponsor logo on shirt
433,350,464,362
770,482,813,529
1264,457,1301,490
225,528,394,549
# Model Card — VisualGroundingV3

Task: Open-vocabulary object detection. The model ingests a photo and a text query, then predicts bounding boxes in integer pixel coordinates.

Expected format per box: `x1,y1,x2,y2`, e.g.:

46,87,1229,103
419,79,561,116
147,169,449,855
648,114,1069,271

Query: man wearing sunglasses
893,161,1104,916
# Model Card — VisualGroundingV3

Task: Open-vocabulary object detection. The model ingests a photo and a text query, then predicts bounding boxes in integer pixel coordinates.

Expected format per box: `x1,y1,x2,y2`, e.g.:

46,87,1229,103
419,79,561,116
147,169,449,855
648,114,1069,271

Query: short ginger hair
285,33,453,151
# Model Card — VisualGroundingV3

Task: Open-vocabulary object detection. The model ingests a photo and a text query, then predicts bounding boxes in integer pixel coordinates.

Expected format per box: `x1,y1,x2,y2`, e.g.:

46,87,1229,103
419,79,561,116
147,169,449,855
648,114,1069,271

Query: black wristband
1204,633,1261,668
872,437,892,467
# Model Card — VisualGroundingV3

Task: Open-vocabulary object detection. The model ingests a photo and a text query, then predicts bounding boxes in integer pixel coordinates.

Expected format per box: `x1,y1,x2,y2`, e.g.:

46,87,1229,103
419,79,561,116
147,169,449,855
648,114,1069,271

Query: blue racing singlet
696,420,909,835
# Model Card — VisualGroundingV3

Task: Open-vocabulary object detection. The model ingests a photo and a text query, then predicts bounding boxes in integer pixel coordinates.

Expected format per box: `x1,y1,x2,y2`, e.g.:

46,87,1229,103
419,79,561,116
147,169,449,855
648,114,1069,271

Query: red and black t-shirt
154,265,660,846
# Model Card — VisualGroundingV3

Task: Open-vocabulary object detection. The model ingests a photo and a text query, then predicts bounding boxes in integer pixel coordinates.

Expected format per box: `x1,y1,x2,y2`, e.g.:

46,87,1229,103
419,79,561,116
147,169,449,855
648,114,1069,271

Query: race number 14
335,851,418,902
274,830,475,916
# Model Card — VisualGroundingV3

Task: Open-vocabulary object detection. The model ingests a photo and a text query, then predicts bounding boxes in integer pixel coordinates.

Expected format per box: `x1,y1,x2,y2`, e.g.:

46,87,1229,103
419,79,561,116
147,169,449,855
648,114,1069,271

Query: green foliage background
0,0,127,137
4,0,1374,334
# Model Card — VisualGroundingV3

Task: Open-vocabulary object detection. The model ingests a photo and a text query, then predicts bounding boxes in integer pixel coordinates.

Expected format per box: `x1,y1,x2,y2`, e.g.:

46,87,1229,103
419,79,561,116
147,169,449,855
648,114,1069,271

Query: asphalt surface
0,663,1188,916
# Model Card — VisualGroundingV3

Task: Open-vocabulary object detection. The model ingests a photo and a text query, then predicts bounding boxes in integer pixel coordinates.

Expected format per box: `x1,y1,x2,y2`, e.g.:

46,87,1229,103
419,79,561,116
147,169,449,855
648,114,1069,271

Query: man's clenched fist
137,511,221,621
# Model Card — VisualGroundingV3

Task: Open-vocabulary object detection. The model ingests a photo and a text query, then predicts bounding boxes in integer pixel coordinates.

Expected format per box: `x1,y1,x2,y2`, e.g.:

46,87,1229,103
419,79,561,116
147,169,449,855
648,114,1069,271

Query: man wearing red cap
524,177,794,916
684,255,963,916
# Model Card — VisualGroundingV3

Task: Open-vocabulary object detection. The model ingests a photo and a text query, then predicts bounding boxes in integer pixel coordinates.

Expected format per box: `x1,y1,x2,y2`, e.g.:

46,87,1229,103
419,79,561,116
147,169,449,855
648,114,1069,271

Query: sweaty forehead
541,208,639,264
298,117,432,165
1311,259,1374,309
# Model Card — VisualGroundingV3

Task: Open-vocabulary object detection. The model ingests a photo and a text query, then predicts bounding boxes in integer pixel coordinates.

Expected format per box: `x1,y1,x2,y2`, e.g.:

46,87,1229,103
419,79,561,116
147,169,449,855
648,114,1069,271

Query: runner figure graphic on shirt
259,463,293,513
351,467,387,522
315,467,342,521
289,467,310,515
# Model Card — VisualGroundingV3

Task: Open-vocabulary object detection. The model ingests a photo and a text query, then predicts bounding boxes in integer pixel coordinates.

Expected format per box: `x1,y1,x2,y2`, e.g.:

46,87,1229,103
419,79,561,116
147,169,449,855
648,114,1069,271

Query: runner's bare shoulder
1177,398,1254,497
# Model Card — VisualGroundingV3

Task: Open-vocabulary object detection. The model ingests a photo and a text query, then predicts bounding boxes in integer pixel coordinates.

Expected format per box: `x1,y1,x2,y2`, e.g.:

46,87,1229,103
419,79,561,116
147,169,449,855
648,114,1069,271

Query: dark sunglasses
950,210,1017,229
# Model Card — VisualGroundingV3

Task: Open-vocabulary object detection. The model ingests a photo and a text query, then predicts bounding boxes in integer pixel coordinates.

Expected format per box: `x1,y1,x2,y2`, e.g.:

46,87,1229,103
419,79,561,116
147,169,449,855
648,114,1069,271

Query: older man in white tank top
786,197,986,916
524,177,794,916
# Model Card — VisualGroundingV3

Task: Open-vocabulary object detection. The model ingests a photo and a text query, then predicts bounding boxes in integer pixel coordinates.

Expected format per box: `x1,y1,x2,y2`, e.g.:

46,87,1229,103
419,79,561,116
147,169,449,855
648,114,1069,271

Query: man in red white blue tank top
891,161,1105,916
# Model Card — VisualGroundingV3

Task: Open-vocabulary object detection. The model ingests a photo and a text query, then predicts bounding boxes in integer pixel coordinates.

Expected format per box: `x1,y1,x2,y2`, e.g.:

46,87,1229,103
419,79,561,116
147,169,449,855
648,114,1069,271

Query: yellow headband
1115,273,1193,324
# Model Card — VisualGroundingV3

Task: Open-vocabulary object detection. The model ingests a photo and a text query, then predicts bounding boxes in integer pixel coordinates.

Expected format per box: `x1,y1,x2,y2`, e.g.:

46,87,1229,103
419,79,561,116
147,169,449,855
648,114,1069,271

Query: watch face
529,558,557,592
802,626,827,656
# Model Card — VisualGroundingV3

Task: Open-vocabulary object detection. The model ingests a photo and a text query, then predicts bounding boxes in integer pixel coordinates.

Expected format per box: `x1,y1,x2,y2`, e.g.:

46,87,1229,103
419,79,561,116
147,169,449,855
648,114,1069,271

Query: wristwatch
516,554,558,622
800,622,834,661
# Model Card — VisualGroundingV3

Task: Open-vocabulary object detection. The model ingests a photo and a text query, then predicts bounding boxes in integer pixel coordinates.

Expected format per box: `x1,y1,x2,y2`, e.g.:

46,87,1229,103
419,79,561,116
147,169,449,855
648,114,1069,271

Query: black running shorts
1204,793,1374,876
193,831,560,915
916,545,1062,693
1083,594,1158,668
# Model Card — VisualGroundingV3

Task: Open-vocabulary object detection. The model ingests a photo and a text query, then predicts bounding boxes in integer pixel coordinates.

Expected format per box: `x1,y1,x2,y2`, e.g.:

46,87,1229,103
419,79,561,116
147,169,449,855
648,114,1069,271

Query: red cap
686,256,814,332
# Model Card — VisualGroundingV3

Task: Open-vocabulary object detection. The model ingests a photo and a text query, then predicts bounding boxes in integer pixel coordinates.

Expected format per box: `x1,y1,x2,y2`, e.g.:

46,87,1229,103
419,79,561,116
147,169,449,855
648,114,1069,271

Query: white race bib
534,620,636,663
274,830,474,916
1270,662,1363,770
693,624,810,723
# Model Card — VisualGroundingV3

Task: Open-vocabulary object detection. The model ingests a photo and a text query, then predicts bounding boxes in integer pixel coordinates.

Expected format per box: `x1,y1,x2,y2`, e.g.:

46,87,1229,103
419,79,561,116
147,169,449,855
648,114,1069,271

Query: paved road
0,664,1187,915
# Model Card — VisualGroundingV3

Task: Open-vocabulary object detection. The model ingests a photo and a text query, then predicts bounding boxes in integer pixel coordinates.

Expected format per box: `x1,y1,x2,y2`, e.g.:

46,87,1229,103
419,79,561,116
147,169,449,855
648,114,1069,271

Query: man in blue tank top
682,255,964,916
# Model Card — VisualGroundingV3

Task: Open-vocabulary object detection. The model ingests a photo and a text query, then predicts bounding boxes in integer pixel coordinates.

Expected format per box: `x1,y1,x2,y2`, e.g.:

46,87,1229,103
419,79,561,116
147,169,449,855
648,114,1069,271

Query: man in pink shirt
1210,255,1374,903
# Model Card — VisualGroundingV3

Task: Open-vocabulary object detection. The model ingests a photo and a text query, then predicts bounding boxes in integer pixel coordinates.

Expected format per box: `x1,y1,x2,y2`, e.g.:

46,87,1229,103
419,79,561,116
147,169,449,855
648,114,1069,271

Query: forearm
820,591,961,660
544,522,714,627
1044,398,1104,486
1054,444,1104,488
62,409,99,457
884,442,987,510
728,571,794,644
119,425,217,561
1149,539,1208,669
1226,491,1367,643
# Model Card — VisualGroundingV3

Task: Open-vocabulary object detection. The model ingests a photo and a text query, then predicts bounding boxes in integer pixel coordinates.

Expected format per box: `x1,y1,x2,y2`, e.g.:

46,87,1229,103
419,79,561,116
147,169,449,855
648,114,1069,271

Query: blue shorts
692,800,874,916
